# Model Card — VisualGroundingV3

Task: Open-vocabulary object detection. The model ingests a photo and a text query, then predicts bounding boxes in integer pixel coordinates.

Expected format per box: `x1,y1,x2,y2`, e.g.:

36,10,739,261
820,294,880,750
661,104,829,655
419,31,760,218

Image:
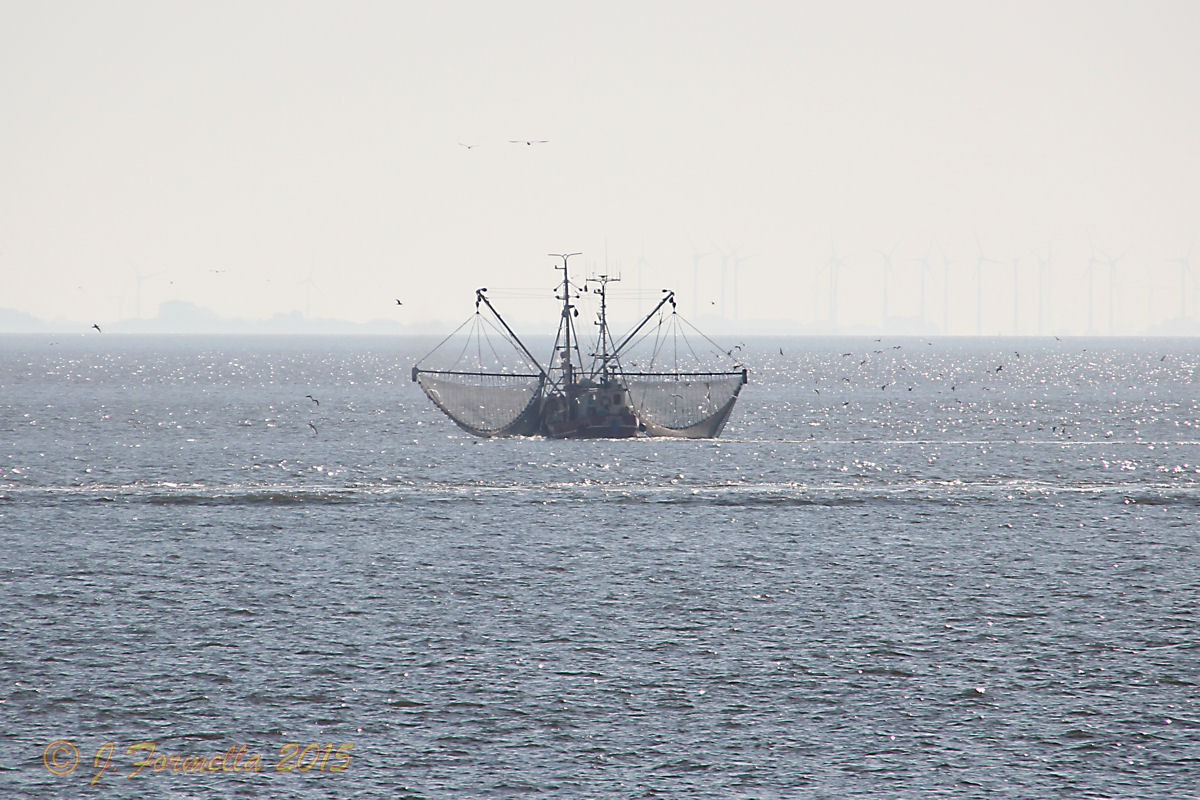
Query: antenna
548,252,583,387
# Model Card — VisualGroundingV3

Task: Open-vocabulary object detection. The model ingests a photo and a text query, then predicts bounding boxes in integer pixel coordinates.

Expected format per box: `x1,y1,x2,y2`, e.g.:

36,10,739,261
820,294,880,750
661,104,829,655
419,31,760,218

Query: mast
549,252,582,389
589,273,619,381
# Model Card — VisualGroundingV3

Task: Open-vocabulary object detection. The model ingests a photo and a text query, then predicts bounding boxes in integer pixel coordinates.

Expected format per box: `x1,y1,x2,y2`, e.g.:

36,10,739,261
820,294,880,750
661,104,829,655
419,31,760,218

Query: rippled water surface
2,335,1198,798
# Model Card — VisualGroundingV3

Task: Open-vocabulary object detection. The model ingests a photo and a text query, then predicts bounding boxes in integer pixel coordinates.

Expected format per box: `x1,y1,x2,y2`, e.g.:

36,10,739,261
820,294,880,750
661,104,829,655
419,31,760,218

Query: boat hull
545,412,639,439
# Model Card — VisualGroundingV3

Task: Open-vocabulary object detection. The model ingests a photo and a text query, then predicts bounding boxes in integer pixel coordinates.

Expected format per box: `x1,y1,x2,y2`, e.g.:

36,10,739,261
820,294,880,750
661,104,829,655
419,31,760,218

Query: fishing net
412,311,547,437
624,371,746,438
415,371,544,437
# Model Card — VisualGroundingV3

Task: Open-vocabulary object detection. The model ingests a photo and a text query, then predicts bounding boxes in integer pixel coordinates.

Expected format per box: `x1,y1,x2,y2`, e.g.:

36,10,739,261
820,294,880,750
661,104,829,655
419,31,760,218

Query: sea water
1,334,1198,799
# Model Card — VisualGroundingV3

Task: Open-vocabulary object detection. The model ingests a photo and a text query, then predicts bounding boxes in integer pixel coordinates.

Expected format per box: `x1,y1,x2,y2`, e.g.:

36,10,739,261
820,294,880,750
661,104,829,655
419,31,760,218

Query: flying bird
91,323,102,333
307,422,318,436
509,139,548,146
306,395,319,406
458,142,476,149
395,299,403,306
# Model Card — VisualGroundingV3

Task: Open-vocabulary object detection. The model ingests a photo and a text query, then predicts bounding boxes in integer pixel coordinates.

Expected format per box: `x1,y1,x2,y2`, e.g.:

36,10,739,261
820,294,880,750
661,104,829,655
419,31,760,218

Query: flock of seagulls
88,325,327,435
746,339,1101,406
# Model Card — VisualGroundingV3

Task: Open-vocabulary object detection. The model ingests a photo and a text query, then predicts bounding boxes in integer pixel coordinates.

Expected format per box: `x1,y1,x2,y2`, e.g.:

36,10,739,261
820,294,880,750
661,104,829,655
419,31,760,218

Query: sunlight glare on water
1,335,1198,799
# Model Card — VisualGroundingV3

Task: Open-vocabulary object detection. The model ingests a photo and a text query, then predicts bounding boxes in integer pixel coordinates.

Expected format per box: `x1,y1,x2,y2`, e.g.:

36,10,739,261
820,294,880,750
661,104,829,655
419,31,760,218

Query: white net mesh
416,372,544,437
625,372,746,438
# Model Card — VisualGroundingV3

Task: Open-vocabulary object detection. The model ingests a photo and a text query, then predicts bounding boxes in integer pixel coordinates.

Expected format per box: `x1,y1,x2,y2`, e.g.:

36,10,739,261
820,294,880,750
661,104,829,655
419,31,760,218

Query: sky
2,0,1199,335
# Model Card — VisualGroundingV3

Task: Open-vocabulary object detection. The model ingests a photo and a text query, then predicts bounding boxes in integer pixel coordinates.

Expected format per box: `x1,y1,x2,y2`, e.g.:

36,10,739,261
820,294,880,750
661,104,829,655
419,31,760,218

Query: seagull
91,323,102,333
306,395,319,406
307,422,318,435
509,139,548,146
458,142,476,150
995,365,1003,372
395,299,403,306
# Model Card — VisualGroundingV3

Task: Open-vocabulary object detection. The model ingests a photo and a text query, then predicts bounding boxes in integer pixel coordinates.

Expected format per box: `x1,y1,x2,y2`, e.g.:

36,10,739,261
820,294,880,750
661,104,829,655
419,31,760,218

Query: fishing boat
412,252,748,438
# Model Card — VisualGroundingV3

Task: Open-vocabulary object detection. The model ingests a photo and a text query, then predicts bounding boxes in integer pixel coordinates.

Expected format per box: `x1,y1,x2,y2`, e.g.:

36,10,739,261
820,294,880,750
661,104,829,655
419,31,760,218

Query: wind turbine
712,244,741,319
633,240,649,303
1167,242,1193,321
689,248,713,318
825,235,845,330
1034,243,1052,336
730,251,754,321
938,244,952,334
131,267,166,319
913,240,933,330
296,272,318,318
1084,234,1104,334
1099,249,1125,334
1010,256,1020,335
877,245,896,330
974,235,1001,335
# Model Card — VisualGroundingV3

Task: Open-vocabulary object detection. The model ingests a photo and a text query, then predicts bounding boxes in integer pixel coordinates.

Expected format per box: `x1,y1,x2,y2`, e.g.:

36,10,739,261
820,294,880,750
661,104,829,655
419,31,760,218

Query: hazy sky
2,0,1199,334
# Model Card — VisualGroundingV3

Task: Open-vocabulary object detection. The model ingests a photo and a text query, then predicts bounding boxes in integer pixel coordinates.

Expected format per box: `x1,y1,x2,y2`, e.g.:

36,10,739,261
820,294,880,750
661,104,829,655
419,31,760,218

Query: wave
5,478,1199,509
